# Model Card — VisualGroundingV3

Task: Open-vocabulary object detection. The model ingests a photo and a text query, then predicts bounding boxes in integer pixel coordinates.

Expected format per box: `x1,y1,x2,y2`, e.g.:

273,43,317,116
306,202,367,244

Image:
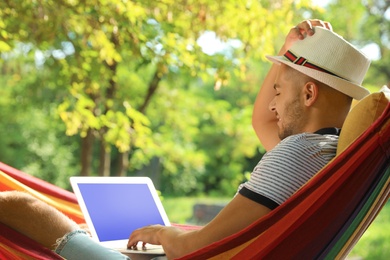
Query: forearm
252,45,287,151
159,194,271,259
159,228,203,259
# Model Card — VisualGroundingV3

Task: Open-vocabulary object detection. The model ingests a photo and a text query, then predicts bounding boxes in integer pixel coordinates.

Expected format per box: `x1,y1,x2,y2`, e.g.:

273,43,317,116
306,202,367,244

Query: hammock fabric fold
0,100,389,259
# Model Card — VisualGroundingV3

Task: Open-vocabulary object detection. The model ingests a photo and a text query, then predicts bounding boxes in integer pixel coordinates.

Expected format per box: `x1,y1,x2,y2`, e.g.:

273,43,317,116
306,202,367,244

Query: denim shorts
54,230,131,260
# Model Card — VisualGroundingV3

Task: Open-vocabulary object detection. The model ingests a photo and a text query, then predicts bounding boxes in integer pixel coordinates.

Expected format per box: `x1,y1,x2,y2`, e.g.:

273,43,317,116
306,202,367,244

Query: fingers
127,234,139,249
294,19,332,39
127,229,139,249
304,19,332,31
281,19,332,53
127,225,163,249
126,241,147,251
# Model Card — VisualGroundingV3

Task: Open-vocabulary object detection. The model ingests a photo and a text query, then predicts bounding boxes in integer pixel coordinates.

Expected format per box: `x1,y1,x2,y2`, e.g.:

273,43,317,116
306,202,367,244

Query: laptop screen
72,178,169,242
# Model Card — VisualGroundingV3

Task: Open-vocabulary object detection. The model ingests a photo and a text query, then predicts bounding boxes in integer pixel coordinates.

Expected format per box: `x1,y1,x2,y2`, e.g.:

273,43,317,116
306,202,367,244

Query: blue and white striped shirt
238,131,338,209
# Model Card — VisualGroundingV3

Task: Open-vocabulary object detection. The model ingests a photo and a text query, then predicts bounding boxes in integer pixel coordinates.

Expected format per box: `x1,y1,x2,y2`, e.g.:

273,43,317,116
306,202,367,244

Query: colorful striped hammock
0,91,389,259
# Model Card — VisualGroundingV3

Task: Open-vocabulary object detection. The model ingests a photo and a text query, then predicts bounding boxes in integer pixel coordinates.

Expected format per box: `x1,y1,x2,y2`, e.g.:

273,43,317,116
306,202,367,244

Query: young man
127,20,370,258
0,19,370,259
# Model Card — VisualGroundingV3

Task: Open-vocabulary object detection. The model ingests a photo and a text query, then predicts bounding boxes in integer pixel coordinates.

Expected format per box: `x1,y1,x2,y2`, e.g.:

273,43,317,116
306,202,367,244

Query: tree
361,0,390,86
0,43,80,188
1,0,318,194
308,0,389,88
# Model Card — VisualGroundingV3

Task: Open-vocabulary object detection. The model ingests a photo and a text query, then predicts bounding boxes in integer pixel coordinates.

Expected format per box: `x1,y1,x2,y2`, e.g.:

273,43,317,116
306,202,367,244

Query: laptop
70,176,170,255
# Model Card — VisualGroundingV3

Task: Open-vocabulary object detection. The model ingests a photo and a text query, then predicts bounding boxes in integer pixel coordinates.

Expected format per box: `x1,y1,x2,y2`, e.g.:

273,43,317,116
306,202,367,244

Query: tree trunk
96,30,119,177
80,129,94,176
116,151,129,176
123,68,163,172
99,139,111,176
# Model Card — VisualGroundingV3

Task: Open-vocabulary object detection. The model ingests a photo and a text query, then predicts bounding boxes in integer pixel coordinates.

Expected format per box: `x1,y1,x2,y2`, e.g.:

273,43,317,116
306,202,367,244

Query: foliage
0,49,79,188
359,0,390,86
0,0,388,196
0,0,314,194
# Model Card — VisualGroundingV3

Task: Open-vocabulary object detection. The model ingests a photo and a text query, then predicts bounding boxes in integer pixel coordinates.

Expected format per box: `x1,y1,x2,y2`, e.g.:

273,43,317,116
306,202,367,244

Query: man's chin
278,130,293,141
278,132,286,140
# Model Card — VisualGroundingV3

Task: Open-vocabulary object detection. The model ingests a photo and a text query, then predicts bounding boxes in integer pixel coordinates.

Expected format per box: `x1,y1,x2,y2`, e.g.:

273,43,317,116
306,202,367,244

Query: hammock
180,91,390,260
0,89,389,259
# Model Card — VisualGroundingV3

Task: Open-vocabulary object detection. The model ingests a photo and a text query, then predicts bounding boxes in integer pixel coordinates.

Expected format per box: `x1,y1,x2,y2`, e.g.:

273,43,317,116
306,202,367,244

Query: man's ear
303,82,319,107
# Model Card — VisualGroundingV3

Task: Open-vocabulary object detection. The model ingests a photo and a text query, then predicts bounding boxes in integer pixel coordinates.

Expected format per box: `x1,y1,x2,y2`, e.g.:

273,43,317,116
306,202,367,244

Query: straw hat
267,26,371,100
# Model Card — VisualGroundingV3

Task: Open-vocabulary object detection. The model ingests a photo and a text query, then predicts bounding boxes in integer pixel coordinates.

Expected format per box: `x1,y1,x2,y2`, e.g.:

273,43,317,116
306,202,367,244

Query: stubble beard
278,97,305,140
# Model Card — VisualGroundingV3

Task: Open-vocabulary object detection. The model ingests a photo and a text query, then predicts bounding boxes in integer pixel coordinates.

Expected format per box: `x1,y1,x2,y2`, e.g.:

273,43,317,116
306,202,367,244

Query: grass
161,196,229,224
162,197,390,259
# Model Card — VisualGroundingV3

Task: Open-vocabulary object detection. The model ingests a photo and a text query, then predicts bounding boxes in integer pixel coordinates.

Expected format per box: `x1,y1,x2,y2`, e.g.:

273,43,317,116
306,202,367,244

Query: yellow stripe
0,243,30,260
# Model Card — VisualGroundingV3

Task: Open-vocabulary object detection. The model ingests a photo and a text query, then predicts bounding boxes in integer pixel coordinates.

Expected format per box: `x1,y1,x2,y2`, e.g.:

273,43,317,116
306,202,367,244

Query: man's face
269,65,306,140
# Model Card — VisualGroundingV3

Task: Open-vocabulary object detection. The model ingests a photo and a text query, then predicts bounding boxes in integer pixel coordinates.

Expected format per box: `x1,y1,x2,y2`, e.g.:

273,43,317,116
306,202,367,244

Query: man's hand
127,224,166,248
127,225,187,259
282,19,333,53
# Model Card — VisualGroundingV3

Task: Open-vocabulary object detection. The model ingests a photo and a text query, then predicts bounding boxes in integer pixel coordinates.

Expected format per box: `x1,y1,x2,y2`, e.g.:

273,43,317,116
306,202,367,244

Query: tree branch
138,68,163,114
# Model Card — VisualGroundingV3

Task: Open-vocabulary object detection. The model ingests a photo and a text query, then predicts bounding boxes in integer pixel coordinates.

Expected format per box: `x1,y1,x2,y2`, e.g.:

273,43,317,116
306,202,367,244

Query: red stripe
283,50,342,79
295,57,306,65
0,222,63,259
284,51,297,62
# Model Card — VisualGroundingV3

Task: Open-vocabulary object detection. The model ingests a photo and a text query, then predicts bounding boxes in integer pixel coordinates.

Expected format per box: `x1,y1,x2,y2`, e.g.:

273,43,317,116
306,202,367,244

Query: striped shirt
238,131,338,209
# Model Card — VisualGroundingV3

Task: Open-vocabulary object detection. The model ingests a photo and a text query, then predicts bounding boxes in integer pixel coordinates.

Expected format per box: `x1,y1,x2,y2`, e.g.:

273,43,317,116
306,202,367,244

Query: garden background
0,0,388,258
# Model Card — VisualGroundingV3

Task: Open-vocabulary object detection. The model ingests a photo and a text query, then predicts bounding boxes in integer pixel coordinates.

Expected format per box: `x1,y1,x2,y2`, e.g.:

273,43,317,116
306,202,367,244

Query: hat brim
266,55,370,100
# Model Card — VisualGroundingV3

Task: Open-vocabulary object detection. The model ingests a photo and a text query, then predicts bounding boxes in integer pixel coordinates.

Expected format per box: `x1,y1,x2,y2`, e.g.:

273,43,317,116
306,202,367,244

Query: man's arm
251,59,283,151
0,191,79,250
128,194,271,259
252,20,332,151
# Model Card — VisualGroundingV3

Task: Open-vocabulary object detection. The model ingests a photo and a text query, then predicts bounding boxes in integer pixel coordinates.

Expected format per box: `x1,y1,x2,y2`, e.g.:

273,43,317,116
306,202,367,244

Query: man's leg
0,191,131,259
0,190,78,250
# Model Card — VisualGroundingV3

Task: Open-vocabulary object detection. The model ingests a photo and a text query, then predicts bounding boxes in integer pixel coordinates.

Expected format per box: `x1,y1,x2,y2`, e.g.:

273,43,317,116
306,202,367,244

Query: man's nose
269,98,276,112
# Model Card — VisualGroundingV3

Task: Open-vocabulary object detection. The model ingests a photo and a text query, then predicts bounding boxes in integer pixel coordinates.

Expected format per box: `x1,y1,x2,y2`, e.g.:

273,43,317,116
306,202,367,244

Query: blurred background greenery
0,0,389,258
